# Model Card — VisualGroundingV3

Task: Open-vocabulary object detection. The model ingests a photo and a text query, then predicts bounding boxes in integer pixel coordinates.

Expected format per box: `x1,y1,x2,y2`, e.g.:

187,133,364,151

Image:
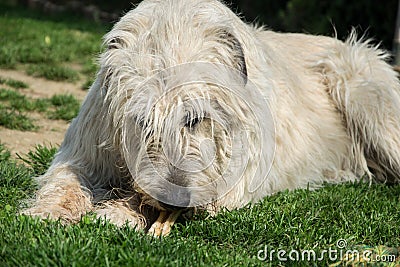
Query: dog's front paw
21,206,82,224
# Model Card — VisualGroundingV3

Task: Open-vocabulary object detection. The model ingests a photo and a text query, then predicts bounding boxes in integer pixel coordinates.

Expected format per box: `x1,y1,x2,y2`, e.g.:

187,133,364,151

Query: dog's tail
316,31,400,183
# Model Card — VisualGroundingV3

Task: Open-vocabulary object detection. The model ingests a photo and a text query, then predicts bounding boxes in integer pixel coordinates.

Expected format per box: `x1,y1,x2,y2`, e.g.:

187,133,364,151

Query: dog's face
98,0,274,212
119,64,250,212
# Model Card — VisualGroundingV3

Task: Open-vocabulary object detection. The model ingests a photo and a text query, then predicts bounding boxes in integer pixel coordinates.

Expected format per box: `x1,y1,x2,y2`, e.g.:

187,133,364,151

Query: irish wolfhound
23,0,400,236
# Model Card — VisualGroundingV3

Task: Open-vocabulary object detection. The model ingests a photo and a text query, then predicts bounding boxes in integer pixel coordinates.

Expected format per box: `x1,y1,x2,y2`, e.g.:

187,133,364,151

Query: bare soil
0,68,87,157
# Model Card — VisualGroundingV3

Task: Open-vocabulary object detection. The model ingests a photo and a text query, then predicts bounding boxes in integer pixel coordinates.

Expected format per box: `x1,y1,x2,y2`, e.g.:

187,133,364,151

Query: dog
23,0,400,236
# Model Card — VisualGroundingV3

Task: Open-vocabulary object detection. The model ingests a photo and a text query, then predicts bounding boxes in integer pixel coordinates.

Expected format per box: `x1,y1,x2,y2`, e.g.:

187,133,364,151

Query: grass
0,3,105,84
0,87,81,130
0,88,38,111
0,4,95,129
0,106,36,131
0,77,28,89
48,94,81,121
0,88,38,130
26,64,80,82
0,4,399,267
0,144,399,266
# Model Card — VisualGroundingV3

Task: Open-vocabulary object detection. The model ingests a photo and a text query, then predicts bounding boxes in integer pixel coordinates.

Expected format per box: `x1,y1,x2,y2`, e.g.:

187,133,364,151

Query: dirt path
0,68,87,157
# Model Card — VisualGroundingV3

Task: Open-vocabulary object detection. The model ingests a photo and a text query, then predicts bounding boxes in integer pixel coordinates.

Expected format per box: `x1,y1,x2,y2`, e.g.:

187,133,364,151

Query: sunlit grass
0,4,105,84
0,144,399,266
26,64,79,82
0,87,81,130
0,77,28,89
0,106,36,131
47,94,80,121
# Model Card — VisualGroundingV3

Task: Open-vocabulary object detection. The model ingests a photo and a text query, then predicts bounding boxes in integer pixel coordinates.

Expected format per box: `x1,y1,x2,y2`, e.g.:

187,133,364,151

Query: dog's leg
317,33,400,182
22,77,113,223
22,165,93,223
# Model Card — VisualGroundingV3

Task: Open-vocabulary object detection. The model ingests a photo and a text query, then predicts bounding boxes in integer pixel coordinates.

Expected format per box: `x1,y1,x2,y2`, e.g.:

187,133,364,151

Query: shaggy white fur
22,0,400,236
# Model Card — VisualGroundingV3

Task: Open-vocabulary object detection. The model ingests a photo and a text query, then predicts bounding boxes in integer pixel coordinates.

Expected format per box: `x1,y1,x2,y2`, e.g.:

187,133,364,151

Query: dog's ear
219,30,248,83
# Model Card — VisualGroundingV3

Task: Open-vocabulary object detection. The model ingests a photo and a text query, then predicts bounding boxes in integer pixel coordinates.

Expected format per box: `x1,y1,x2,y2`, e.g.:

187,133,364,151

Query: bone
148,210,182,237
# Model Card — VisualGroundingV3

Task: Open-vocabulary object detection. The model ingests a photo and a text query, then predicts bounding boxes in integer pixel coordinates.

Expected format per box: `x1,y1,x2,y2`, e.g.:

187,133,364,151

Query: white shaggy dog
23,0,400,236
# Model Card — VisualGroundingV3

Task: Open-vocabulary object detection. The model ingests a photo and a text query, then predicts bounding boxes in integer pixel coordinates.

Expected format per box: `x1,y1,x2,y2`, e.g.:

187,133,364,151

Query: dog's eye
136,118,145,128
185,116,202,128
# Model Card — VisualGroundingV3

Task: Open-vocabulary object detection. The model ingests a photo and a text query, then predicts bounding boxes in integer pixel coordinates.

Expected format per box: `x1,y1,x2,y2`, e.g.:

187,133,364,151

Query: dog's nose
159,201,187,211
157,188,191,210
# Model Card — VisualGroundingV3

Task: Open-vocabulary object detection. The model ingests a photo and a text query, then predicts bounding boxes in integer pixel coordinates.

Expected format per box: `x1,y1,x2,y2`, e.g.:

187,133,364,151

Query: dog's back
256,29,400,185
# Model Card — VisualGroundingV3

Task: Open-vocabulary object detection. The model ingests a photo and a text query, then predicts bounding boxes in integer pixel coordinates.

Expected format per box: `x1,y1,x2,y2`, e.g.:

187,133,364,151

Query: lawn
0,144,399,266
0,3,105,85
0,3,399,267
0,87,81,130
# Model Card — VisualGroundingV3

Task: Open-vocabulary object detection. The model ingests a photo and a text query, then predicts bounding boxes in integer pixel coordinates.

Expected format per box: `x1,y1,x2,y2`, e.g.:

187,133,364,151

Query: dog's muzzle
157,187,191,211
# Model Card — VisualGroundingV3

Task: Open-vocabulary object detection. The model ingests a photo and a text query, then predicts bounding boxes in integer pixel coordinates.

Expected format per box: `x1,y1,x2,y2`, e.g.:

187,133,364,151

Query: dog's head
97,0,274,212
